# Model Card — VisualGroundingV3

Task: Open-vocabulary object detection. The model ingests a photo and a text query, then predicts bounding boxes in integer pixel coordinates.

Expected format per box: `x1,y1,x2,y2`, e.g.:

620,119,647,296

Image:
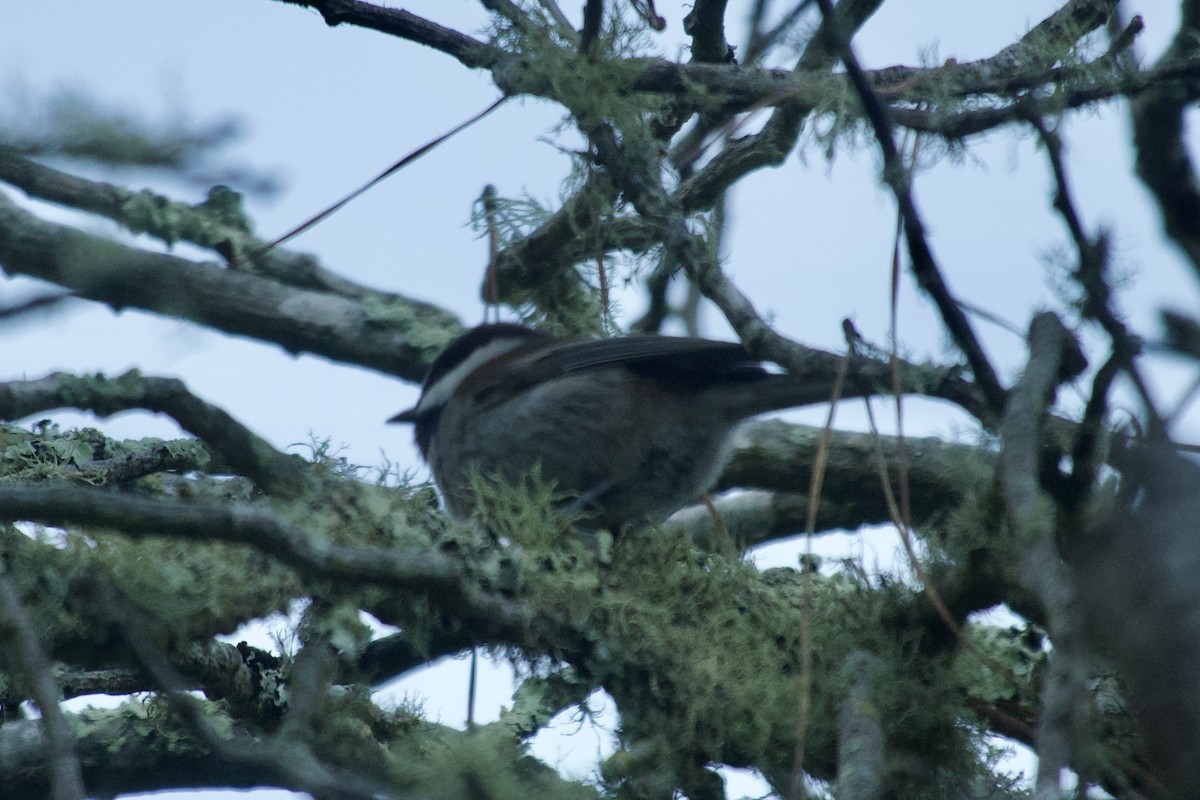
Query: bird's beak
388,407,418,424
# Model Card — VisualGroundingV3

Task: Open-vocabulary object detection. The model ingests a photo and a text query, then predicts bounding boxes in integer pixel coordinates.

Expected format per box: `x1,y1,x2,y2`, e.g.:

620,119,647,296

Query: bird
390,323,831,530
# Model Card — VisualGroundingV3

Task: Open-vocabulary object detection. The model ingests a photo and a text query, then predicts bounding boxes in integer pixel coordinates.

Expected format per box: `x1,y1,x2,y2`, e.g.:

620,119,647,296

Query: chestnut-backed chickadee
390,323,830,530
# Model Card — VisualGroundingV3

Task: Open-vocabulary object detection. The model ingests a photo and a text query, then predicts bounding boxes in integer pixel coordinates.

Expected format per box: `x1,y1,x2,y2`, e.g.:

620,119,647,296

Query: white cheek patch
415,336,528,415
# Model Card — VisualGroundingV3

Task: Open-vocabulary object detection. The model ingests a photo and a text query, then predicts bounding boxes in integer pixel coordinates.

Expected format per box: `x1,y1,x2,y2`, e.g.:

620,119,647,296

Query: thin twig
849,317,1017,681
0,289,76,325
481,184,502,310
245,95,507,263
275,0,503,68
1030,116,1161,430
1066,352,1121,500
814,0,1007,418
789,344,850,800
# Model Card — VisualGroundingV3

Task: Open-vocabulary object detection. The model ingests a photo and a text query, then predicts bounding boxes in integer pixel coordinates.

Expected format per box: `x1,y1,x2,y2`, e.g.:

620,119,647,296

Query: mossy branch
0,483,529,635
0,145,407,302
0,190,457,382
0,372,303,497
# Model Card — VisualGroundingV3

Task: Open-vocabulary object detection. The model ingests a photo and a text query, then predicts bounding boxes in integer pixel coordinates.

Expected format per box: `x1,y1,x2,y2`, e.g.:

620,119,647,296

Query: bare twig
1065,353,1120,498
856,347,964,641
481,184,503,309
536,0,576,36
683,0,732,63
815,0,1008,418
789,338,850,798
274,0,503,69
0,483,530,636
748,1,812,64
580,0,603,53
629,0,666,31
1030,117,1161,430
246,95,507,263
480,0,538,32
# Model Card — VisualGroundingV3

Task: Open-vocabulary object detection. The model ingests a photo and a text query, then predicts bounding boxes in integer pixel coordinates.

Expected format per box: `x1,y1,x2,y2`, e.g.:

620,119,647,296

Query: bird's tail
723,372,855,419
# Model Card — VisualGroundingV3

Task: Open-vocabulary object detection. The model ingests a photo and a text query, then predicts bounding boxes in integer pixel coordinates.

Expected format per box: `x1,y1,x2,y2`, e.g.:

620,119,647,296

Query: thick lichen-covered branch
0,145,407,302
707,420,992,543
0,415,1156,798
0,190,458,382
0,483,529,635
0,372,303,497
0,696,599,800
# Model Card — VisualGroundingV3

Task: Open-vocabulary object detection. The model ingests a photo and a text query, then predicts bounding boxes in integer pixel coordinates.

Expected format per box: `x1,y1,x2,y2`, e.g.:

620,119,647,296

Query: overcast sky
3,1,1199,797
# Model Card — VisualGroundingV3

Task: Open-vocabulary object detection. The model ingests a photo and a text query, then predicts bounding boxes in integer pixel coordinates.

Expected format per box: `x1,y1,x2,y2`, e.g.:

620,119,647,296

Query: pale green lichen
0,423,213,484
385,720,599,800
117,184,253,248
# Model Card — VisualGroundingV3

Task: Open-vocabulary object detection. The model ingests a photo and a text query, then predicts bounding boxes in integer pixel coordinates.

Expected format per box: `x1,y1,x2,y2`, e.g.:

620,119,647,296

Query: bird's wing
528,335,768,385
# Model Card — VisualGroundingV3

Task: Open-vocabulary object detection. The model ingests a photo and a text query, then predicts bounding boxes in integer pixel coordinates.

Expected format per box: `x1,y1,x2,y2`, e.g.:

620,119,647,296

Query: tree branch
0,484,529,637
1031,117,1160,431
1131,1,1200,278
0,573,86,800
718,420,990,521
0,146,404,303
0,191,459,382
67,441,216,486
815,0,1008,417
683,0,732,64
0,716,281,798
273,0,503,69
103,589,393,800
356,629,474,684
46,638,282,715
663,0,892,212
835,651,885,800
1075,443,1200,796
999,312,1089,794
0,372,304,497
